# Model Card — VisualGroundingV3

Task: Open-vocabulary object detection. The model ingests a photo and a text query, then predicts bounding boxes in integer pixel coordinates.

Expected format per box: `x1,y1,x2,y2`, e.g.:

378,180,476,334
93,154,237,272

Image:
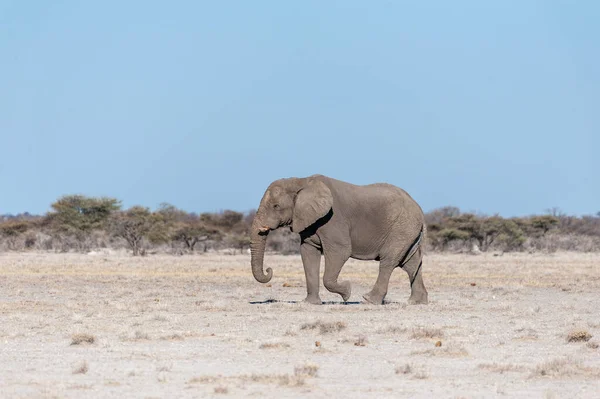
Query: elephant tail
400,224,425,267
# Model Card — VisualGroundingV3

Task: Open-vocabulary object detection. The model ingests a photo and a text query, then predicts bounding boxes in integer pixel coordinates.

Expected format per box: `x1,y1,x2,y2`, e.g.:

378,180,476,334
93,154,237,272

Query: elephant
250,174,428,305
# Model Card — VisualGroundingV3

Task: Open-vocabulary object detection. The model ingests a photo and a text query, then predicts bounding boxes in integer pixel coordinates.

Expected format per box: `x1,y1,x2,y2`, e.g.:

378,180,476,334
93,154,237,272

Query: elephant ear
292,180,333,233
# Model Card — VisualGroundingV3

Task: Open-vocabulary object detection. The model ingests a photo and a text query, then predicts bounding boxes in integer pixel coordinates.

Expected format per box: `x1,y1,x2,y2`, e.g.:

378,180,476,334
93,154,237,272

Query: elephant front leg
323,250,352,302
300,243,322,305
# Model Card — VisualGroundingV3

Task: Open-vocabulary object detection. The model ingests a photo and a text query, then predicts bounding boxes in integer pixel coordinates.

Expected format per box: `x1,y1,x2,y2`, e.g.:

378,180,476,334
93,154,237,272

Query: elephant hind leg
402,247,428,305
363,259,396,305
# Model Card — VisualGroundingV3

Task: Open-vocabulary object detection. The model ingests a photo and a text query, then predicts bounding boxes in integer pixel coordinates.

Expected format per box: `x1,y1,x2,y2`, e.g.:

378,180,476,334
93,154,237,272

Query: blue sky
1,1,598,216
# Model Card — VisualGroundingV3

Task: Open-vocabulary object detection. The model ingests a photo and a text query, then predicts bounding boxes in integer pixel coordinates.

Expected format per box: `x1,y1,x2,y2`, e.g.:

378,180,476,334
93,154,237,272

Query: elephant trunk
250,221,272,284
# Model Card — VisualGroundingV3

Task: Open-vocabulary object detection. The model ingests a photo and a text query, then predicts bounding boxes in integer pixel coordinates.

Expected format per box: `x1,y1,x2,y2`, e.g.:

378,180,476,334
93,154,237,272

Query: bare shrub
214,386,228,394
71,333,95,346
122,330,150,341
300,320,347,334
396,363,427,379
156,363,173,372
411,343,468,357
587,341,599,349
528,234,600,253
354,335,368,346
396,364,412,375
294,363,319,378
566,329,593,343
274,374,304,387
133,331,150,340
413,371,429,379
72,360,89,374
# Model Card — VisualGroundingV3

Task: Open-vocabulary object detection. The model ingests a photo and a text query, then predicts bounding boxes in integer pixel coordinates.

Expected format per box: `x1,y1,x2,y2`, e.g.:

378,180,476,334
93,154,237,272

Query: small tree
218,210,244,229
448,214,505,252
496,219,526,251
47,195,120,232
109,206,157,256
436,228,470,251
172,220,222,252
45,195,120,251
530,215,559,236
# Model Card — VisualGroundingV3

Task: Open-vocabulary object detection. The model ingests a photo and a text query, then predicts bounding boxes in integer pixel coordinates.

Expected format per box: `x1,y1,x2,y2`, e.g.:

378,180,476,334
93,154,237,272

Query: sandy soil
1,251,599,398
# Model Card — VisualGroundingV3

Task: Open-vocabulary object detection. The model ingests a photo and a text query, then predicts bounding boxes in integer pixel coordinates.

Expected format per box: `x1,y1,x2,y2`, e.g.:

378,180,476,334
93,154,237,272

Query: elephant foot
304,295,323,305
340,282,352,302
362,291,385,305
408,292,428,305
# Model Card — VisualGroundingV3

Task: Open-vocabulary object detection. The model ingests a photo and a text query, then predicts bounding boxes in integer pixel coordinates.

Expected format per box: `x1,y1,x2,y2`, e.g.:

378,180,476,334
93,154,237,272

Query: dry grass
566,329,593,343
160,333,184,341
247,373,303,386
411,343,469,358
70,333,95,346
410,326,444,340
187,363,319,389
188,376,221,384
478,363,527,374
532,357,600,378
259,342,291,349
151,314,169,322
376,325,408,334
300,320,347,334
533,358,575,377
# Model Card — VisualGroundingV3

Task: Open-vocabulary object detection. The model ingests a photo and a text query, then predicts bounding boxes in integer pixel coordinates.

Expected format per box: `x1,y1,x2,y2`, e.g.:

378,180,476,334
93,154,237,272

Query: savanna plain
1,251,599,398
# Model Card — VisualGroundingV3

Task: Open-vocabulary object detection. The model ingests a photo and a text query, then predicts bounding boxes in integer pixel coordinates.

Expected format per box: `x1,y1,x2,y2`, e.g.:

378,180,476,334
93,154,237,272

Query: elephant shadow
248,299,403,305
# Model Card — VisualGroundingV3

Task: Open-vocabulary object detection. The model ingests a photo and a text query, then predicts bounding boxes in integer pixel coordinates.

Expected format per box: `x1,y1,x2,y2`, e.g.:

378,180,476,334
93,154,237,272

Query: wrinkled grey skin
251,174,428,305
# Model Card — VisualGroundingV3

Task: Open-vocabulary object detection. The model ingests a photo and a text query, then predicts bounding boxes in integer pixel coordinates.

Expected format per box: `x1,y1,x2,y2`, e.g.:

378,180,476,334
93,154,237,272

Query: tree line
1,196,599,255
0,195,298,255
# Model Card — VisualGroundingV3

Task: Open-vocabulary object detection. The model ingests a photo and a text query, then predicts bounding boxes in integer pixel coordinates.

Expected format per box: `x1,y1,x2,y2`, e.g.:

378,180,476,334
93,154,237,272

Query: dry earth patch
0,252,599,398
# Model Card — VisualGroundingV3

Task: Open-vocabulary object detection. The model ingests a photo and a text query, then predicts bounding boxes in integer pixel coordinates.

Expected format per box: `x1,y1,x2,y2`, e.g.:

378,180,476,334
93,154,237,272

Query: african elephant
250,174,428,305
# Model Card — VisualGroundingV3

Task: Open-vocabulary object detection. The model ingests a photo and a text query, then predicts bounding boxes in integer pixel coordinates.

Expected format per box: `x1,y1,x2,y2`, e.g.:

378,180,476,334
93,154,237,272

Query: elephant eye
273,204,280,209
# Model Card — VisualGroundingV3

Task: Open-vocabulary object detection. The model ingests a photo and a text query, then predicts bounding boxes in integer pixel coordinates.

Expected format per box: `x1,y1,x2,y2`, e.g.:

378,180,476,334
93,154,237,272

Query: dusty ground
0,251,599,398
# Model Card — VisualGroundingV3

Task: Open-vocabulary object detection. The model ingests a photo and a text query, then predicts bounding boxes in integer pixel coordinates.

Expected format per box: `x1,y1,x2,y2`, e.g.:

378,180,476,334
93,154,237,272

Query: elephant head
251,176,333,283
